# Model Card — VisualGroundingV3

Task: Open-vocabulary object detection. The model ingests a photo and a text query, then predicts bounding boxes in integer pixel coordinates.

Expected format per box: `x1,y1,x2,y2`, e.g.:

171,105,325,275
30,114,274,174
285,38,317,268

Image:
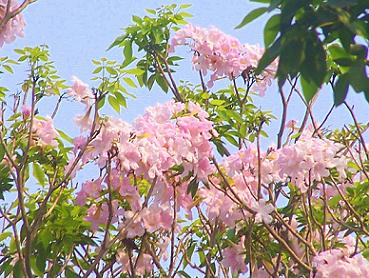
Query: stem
0,0,36,32
344,101,369,161
153,52,183,102
169,183,177,275
264,224,312,272
277,84,288,149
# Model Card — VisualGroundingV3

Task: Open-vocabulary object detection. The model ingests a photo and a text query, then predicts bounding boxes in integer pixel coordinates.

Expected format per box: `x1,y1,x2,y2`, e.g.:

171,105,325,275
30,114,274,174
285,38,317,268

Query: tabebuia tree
1,1,369,277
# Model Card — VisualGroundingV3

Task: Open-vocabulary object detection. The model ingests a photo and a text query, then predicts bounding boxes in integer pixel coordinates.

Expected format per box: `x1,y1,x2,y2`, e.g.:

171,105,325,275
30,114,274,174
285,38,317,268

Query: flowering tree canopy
1,1,369,278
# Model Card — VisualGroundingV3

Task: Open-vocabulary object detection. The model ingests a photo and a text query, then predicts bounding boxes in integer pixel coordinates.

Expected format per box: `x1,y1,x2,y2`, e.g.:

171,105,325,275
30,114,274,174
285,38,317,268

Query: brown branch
344,101,369,161
0,0,36,32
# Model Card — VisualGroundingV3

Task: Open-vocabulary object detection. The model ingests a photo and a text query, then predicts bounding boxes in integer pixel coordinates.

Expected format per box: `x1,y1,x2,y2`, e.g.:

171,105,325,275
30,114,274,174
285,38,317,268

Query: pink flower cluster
0,0,25,47
222,238,247,274
200,135,347,227
275,136,347,193
170,24,277,95
68,76,93,106
32,117,58,147
74,100,215,236
200,146,276,227
117,251,153,276
312,249,369,277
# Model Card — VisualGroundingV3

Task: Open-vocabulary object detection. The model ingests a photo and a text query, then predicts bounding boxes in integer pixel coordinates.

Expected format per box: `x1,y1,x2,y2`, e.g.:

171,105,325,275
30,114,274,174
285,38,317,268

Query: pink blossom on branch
222,238,248,274
0,0,25,47
251,199,274,224
68,76,94,105
312,249,369,278
75,100,215,235
170,24,278,95
276,136,347,193
32,117,58,147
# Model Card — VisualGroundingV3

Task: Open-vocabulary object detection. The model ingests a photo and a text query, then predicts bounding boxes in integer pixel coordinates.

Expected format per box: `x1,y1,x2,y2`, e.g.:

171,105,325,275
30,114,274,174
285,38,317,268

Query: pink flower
254,267,270,278
141,204,173,233
117,252,153,275
68,76,93,105
21,105,31,118
170,24,277,95
222,238,247,274
72,135,87,154
74,110,92,132
116,251,131,274
75,179,102,206
251,199,274,224
117,176,141,211
123,211,145,238
312,249,369,278
276,137,347,193
286,119,297,129
32,117,58,146
135,254,153,275
0,0,25,47
84,201,123,232
199,185,242,227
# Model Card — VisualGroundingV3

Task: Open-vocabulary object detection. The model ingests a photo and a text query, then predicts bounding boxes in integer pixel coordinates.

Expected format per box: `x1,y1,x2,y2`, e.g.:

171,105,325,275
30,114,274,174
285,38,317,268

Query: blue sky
2,0,368,146
1,0,265,133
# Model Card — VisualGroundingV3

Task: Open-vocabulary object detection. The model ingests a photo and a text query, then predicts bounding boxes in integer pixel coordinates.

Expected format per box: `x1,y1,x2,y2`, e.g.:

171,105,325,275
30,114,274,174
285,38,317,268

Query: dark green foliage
239,0,369,105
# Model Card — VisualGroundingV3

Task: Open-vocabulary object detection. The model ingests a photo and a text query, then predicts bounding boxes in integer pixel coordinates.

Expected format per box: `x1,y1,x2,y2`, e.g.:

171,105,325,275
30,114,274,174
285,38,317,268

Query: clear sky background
2,0,369,145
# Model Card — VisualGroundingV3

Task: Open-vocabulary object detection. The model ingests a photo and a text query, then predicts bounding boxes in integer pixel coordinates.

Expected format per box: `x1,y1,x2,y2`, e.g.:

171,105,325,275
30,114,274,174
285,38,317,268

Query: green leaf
347,64,369,93
107,34,127,50
13,261,22,278
97,95,106,109
278,29,306,75
178,11,193,18
0,171,12,199
106,67,118,75
264,14,280,47
300,75,318,103
209,99,225,106
114,91,127,108
65,267,79,278
224,134,239,147
123,41,133,62
14,48,25,54
300,34,327,88
0,144,5,162
333,75,349,106
36,245,47,274
145,8,156,15
124,68,144,75
92,66,102,74
236,7,268,29
327,0,357,7
147,74,156,90
187,178,199,198
57,129,73,144
156,74,169,93
123,77,137,88
177,271,192,278
180,4,192,9
33,163,46,186
0,231,12,242
2,65,13,74
108,95,120,113
198,250,206,267
256,36,281,74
